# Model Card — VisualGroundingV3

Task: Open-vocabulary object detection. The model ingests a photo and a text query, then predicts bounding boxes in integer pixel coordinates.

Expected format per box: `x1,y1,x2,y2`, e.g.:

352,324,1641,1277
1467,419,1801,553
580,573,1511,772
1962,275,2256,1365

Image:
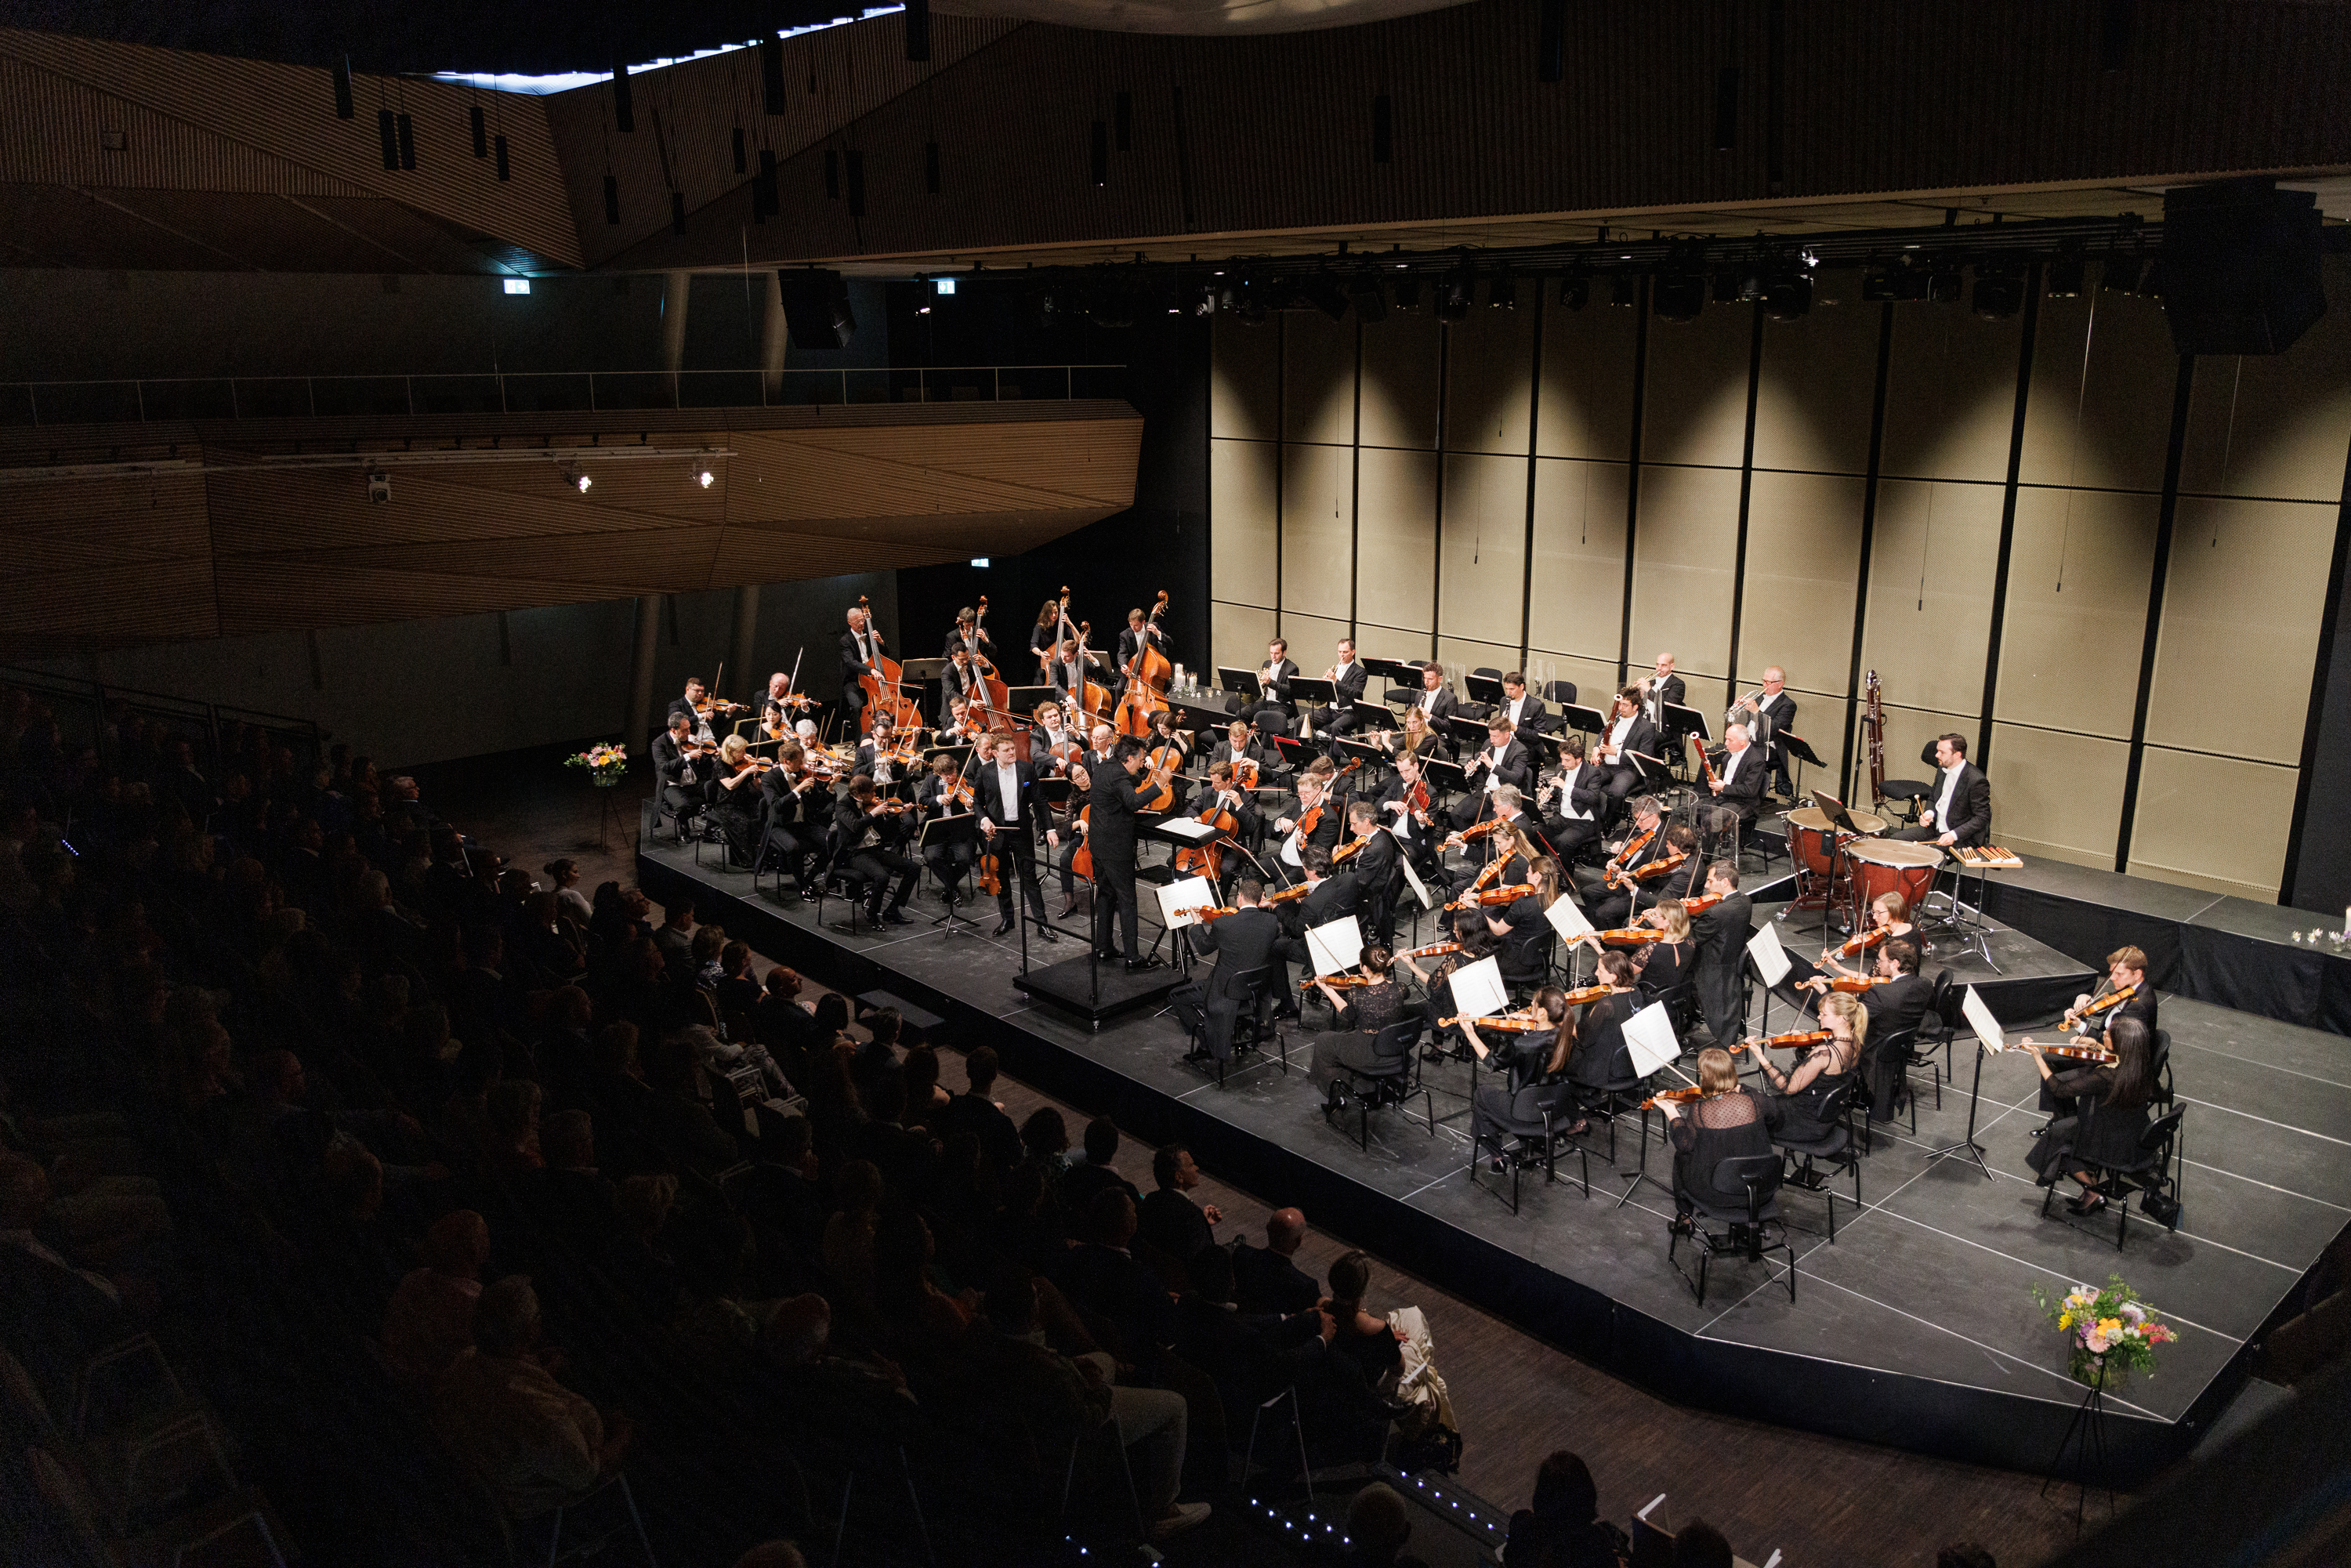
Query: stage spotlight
1486,267,1517,309
1713,270,1744,305
2103,254,2150,295
1393,273,1424,312
1971,263,2023,320
574,473,593,493
1302,274,1349,320
1762,273,1812,320
697,470,715,488
1927,266,1964,304
1559,273,1589,310
1609,272,1639,307
2046,252,2086,299
1435,263,1476,322
1346,273,1387,323
1653,273,1707,321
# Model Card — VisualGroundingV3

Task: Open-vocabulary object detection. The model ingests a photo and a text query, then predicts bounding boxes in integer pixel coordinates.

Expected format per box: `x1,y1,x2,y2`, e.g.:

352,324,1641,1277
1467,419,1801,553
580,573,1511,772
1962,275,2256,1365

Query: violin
1406,777,1432,817
1446,817,1506,849
2062,983,2137,1031
1177,904,1237,922
1447,857,1506,911
1400,940,1461,960
1623,849,1688,886
1824,974,1891,994
1594,926,1665,946
1831,928,1889,961
1642,1086,1708,1112
940,774,975,811
1464,882,1536,909
2032,1040,2121,1066
1233,757,1261,792
1744,1028,1832,1051
1331,833,1371,866
1264,882,1314,906
1602,824,1658,889
1302,973,1382,991
1680,893,1724,917
1436,1011,1554,1032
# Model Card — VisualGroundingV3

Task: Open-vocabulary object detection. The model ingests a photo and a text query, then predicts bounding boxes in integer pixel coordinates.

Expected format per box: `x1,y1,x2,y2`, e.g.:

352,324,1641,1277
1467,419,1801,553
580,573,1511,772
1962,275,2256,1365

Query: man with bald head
839,603,886,724
1230,1207,1320,1316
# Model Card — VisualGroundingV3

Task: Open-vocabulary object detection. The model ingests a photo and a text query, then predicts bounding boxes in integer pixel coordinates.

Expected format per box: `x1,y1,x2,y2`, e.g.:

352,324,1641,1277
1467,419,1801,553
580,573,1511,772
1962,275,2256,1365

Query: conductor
1090,738,1157,971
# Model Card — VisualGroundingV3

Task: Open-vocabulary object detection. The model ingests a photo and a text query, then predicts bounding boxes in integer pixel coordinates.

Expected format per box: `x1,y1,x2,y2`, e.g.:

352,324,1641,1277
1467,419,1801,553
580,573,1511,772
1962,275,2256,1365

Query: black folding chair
2040,1106,2186,1251
1771,1081,1860,1240
1328,1019,1436,1150
1469,1081,1590,1211
1670,1153,1797,1307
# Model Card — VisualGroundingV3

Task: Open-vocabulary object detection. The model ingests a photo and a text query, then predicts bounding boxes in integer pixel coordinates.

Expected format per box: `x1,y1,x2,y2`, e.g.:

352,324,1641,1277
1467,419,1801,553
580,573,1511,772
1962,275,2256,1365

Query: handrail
0,365,1129,427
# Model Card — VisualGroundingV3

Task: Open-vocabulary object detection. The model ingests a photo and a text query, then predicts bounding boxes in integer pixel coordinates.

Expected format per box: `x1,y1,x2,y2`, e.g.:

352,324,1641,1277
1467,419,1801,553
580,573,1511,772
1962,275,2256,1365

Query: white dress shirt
994,763,1022,824
1933,762,1962,829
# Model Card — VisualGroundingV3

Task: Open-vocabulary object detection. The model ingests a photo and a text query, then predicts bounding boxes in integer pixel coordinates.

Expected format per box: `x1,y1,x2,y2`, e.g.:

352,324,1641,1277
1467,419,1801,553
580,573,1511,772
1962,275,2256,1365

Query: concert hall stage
639,837,2347,1482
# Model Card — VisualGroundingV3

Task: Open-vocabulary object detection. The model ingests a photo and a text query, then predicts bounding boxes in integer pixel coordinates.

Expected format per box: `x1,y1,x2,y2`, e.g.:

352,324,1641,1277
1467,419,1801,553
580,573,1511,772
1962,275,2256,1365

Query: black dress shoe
1038,927,1060,943
1125,956,1159,973
799,887,822,904
992,916,1016,936
881,906,911,926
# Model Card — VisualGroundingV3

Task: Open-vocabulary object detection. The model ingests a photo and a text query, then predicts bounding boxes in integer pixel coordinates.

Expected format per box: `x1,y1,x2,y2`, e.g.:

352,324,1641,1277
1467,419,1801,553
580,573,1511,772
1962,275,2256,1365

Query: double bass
1052,588,1116,732
970,596,1013,732
1116,590,1175,740
853,596,922,736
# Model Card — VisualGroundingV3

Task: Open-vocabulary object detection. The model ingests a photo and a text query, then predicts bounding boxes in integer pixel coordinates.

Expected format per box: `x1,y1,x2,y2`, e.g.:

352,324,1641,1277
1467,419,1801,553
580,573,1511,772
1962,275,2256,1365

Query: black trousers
924,839,975,897
842,846,918,914
760,821,815,882
1093,849,1141,959
987,831,1051,927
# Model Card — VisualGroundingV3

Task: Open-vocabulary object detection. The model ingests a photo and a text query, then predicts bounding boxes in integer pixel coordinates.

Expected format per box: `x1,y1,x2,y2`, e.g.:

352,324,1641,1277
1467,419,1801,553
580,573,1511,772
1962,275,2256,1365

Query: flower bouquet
565,743,629,788
2033,1276,2175,1386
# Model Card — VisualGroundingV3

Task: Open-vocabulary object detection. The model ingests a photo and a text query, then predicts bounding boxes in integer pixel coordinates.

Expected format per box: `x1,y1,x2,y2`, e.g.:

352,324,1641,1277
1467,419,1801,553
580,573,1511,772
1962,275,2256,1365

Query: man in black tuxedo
1732,666,1799,798
1451,716,1534,829
1496,671,1549,734
1270,773,1344,886
1640,651,1687,732
1306,637,1370,756
1169,879,1283,1061
853,716,912,798
1089,738,1154,969
939,646,987,726
973,732,1057,940
1689,860,1753,1045
651,712,705,823
831,775,918,925
666,675,732,738
1375,751,1444,881
1045,636,1092,704
1341,800,1400,945
1849,940,1936,1119
1404,662,1458,729
1115,606,1169,696
1272,847,1358,1009
1246,637,1300,737
839,605,886,725
1890,733,1991,848
944,606,995,665
1592,686,1662,807
1534,733,1609,862
1706,722,1768,832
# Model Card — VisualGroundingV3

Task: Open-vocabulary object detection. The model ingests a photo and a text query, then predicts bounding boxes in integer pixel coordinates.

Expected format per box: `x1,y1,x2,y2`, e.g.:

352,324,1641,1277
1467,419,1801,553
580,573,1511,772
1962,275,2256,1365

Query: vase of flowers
565,743,629,788
2033,1276,2175,1387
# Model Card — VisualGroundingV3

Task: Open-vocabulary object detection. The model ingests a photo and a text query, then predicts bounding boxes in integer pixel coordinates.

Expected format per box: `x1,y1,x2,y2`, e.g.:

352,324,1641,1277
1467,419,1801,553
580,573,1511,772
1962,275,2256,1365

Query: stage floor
638,836,2346,1476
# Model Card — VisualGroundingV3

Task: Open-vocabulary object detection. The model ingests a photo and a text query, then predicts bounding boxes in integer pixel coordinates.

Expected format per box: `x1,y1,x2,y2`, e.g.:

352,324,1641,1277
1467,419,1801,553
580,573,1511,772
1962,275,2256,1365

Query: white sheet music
1397,852,1435,911
1154,875,1217,930
1961,984,2005,1055
1154,817,1221,845
1622,1001,1682,1077
1544,892,1595,943
1446,955,1508,1021
1746,921,1792,987
1306,916,1365,978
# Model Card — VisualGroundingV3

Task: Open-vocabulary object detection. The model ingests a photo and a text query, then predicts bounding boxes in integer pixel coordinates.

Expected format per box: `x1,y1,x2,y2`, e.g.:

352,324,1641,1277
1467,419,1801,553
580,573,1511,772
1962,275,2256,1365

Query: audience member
1233,1206,1320,1316
433,1276,632,1519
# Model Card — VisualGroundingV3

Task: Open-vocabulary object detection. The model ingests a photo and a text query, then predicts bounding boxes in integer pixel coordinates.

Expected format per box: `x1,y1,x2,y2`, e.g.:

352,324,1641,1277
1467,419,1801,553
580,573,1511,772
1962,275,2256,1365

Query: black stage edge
1011,952,1184,1025
639,843,2345,1485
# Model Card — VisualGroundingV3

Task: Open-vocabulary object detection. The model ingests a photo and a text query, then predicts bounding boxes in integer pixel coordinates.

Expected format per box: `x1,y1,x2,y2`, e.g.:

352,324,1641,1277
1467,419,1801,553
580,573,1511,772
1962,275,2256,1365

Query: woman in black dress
1751,989,1863,1143
2024,1015,2156,1215
1306,945,1411,1096
1660,1045,1782,1222
1632,896,1696,996
1563,951,1642,1097
1324,1249,1404,1392
1504,1450,1623,1568
1464,987,1573,1170
1030,599,1063,680
1486,856,1561,995
1399,911,1495,1060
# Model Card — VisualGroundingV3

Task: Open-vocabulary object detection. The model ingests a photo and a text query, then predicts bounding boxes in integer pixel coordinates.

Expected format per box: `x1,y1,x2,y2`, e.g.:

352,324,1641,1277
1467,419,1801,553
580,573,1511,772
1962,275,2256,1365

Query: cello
1116,590,1174,740
1173,772,1239,886
853,596,921,737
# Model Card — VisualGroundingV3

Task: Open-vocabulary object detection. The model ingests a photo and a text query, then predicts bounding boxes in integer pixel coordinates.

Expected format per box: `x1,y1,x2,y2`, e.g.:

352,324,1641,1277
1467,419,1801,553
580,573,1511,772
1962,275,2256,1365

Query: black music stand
1665,701,1711,745
1004,684,1060,718
1271,733,1317,775
1925,1027,1998,1182
1423,756,1469,808
1168,693,1234,735
1362,655,1424,686
1779,730,1824,803
1557,701,1608,737
1445,715,1492,755
1215,667,1264,702
1287,676,1338,708
1462,672,1507,708
1349,699,1394,735
918,813,984,933
1336,737,1389,780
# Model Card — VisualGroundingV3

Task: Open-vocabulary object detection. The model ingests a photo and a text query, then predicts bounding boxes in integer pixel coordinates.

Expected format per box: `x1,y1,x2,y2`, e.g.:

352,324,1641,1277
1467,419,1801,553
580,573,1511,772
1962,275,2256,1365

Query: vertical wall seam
2114,353,2196,876
1350,317,1364,639
1618,277,1651,686
1431,322,1451,662
1724,298,1765,711
1519,289,1547,672
1841,300,1896,800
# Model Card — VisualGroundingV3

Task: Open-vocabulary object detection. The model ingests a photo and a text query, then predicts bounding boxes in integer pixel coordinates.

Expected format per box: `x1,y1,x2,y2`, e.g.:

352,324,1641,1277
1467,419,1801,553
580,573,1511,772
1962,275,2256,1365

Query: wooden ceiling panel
0,400,1141,654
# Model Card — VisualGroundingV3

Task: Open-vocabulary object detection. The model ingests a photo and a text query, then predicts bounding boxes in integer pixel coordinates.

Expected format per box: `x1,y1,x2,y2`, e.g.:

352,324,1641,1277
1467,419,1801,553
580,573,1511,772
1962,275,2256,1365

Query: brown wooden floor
445,768,2095,1567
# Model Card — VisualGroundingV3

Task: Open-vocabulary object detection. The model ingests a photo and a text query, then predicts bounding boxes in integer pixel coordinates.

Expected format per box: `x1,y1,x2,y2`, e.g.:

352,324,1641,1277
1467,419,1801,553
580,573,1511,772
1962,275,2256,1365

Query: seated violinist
1777,891,1918,994
1376,751,1442,878
915,752,977,904
1660,1046,1783,1228
759,670,809,736
1562,951,1643,1116
1303,944,1409,1094
1270,774,1343,886
1583,820,1697,929
757,741,824,896
854,716,908,793
1031,701,1084,774
652,712,706,825
667,675,737,739
939,646,987,727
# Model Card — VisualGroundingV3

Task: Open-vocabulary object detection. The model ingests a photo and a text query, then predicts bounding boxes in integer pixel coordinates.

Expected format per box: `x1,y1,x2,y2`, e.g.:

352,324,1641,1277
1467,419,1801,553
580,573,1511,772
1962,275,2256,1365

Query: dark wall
891,279,1210,686
2288,487,2351,915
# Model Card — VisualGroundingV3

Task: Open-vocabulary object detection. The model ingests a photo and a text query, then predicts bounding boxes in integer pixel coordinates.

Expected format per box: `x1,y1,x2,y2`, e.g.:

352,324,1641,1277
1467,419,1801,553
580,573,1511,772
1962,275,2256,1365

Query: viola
1233,757,1261,792
2062,983,2137,1031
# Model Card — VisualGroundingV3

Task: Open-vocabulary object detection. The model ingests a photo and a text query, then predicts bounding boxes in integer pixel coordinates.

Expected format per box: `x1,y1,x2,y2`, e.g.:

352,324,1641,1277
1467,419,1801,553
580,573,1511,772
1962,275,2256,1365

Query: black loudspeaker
777,270,856,349
2156,179,2326,356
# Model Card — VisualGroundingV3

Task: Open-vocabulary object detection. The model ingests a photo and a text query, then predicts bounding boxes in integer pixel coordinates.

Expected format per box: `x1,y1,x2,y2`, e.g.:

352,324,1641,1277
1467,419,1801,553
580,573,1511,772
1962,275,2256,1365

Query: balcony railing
0,364,1130,426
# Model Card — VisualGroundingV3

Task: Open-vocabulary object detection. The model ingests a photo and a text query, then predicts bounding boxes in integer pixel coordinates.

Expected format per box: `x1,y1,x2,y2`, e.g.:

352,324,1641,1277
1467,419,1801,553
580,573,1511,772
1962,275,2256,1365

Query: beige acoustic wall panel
1641,310,1754,469
1986,723,2130,868
1354,447,1440,634
1995,487,2157,739
1442,308,1535,455
1212,312,1281,442
1278,441,1354,622
1355,623,1431,669
2179,259,2351,502
1283,311,1357,447
1739,469,1865,700
1871,704,1980,808
1282,613,1353,675
2020,288,2177,494
1628,464,1741,680
1537,296,1637,461
2145,496,2335,764
1212,602,1277,679
1209,438,1279,607
1437,636,1523,685
1880,307,2023,483
2128,749,2300,900
1527,458,1629,662
1751,282,1880,476
1360,313,1440,451
1438,451,1530,648
1863,478,2005,718
1527,651,1628,712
